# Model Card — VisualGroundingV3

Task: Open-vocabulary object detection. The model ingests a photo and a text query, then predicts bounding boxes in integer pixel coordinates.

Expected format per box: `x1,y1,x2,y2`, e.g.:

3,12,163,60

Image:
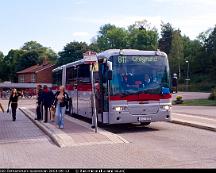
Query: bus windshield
110,55,170,96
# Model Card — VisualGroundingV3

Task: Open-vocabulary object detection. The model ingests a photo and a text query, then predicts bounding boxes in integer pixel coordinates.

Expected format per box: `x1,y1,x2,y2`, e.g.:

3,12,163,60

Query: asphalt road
0,99,216,168
172,105,216,119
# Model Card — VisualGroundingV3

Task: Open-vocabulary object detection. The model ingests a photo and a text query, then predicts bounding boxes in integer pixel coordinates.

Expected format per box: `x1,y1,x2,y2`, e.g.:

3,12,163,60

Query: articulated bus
52,49,172,125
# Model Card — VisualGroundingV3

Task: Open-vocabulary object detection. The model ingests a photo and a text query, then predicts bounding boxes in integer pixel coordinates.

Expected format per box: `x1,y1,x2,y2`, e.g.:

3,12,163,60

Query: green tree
93,21,158,51
16,51,40,72
0,51,5,82
96,24,128,50
158,22,174,54
169,30,184,79
128,23,158,50
57,41,88,66
204,25,216,79
21,41,57,63
3,49,25,81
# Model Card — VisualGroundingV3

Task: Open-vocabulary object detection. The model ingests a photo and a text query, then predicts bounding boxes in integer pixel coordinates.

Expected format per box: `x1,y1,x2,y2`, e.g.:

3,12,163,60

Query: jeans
56,103,66,128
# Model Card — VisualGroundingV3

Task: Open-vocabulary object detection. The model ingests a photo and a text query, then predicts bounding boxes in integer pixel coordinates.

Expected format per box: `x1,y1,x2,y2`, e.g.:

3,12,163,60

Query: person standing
172,73,178,93
7,89,21,121
53,86,69,129
35,85,43,120
42,85,54,123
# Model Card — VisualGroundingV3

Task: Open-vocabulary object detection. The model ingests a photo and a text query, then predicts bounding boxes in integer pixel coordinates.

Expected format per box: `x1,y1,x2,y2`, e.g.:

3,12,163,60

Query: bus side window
66,67,76,85
78,64,91,83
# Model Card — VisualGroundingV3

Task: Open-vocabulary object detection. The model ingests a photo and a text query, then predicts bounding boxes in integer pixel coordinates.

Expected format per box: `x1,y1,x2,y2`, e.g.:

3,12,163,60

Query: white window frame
31,74,36,83
19,75,25,83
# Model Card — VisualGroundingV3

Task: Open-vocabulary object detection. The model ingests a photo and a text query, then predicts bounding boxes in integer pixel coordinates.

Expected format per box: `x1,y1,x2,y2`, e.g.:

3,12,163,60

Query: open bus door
98,59,111,124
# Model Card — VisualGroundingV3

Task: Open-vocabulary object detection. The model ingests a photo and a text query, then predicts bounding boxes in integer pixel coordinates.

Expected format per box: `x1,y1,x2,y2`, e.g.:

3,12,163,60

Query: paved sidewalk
20,107,128,148
0,109,52,145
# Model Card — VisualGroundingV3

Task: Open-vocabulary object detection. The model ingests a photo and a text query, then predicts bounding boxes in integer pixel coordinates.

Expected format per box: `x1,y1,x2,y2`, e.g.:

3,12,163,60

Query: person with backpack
53,86,69,129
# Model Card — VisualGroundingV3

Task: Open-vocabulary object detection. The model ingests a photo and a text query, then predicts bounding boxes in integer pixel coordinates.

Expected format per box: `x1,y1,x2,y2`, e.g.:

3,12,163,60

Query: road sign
83,51,97,64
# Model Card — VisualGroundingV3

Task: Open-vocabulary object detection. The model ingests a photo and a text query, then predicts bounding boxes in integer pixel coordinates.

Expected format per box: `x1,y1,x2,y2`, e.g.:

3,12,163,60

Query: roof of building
17,62,55,74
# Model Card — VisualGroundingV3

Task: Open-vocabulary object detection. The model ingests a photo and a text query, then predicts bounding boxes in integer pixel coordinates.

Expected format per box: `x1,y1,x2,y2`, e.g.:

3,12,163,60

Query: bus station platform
19,107,128,148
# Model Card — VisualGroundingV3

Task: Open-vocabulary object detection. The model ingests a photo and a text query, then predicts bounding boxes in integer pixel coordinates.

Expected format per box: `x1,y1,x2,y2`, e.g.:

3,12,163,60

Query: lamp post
185,60,190,91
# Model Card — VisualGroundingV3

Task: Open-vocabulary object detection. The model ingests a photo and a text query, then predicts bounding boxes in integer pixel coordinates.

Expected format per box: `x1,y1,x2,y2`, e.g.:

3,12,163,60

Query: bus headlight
160,105,171,111
113,106,127,111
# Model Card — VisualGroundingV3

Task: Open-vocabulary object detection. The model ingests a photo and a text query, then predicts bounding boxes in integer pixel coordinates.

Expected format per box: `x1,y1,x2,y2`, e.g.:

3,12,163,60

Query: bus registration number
138,117,151,122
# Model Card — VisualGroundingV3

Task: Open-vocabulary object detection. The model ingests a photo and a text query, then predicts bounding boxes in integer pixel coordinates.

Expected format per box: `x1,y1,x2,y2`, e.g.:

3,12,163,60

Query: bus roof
97,49,167,60
52,49,167,71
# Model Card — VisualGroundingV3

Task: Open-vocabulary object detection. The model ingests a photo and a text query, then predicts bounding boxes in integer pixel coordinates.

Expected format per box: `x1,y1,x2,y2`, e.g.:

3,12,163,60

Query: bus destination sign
117,56,159,64
83,51,97,64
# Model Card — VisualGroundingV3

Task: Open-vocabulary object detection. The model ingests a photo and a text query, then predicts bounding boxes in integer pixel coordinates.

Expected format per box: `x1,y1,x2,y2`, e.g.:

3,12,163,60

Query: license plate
138,117,151,122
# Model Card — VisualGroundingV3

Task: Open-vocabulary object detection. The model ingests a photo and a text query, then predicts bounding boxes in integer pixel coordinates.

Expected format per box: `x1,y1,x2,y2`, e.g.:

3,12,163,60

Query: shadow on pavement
69,113,159,134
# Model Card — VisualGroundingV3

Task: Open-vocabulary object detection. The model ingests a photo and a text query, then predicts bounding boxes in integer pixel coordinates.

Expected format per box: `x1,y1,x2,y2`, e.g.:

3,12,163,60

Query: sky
0,0,216,55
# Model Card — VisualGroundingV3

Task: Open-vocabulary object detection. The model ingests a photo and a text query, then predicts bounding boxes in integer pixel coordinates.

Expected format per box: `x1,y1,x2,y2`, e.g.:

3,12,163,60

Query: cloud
71,0,87,5
154,0,216,5
66,12,216,40
72,32,90,37
66,15,163,29
167,13,216,39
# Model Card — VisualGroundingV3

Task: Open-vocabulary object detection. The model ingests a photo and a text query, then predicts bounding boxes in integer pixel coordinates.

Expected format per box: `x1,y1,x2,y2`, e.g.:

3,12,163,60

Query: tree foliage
158,22,173,55
0,41,57,82
57,42,88,66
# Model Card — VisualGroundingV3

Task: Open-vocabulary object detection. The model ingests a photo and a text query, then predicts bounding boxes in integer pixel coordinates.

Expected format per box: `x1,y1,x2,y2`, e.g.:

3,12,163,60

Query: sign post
83,51,98,133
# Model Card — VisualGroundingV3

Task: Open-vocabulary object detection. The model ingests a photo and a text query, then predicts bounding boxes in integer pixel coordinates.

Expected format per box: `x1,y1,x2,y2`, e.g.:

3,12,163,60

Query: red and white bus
52,49,172,125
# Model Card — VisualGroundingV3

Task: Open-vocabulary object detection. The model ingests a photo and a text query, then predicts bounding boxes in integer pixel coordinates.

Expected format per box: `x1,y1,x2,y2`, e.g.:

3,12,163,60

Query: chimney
42,56,49,65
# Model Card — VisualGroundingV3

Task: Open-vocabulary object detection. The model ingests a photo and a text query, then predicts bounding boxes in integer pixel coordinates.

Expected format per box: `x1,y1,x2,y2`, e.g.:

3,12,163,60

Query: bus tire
141,122,151,126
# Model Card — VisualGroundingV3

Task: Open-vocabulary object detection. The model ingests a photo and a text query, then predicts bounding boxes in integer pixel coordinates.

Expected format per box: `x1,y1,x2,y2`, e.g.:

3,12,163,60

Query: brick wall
36,66,54,83
18,73,34,83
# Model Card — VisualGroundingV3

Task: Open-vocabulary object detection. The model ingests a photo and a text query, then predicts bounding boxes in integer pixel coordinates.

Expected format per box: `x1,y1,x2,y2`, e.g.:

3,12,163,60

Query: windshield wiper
134,90,148,95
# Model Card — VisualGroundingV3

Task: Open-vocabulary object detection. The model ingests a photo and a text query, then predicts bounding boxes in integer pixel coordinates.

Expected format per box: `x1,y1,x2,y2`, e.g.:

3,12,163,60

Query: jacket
53,91,69,108
42,90,55,107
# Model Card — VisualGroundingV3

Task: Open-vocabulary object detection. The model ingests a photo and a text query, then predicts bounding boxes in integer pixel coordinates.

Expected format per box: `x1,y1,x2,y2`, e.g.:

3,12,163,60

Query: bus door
65,66,76,115
98,60,109,123
77,64,92,118
71,67,78,115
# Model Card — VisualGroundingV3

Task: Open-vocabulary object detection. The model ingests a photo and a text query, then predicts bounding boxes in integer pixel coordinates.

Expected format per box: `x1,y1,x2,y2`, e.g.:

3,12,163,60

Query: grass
173,99,216,106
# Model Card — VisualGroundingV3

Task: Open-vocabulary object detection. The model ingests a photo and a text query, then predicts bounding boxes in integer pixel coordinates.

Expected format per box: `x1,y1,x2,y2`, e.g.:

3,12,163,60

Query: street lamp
185,60,190,91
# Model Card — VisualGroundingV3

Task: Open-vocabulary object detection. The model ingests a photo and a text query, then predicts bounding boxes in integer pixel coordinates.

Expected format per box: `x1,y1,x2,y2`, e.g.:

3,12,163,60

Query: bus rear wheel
141,122,151,126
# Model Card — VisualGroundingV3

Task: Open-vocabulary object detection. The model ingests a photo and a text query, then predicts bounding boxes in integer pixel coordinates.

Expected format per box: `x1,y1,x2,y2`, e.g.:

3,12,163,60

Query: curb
64,115,130,144
19,108,65,148
19,107,129,148
170,119,216,132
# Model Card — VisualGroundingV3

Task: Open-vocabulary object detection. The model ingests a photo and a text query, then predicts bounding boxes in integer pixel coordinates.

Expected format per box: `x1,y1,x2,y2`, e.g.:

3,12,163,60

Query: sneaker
60,125,64,129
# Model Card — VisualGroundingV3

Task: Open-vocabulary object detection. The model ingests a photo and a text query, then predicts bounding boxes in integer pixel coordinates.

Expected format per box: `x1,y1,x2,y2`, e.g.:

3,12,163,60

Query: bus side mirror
161,87,170,94
108,70,112,80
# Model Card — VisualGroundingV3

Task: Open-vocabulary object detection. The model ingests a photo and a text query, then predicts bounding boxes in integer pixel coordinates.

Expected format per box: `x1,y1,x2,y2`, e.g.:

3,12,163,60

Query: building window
31,74,36,83
19,75,24,83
